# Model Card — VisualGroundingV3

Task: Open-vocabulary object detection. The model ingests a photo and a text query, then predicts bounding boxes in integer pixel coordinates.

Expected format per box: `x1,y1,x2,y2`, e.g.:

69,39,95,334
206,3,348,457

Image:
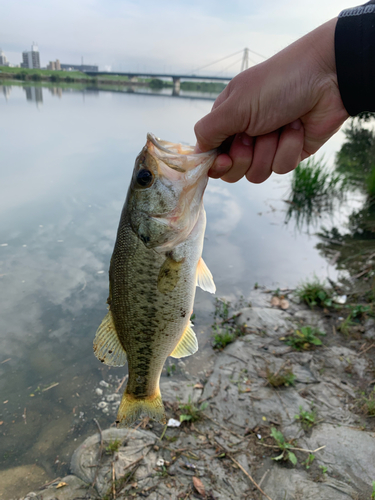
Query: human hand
194,18,349,183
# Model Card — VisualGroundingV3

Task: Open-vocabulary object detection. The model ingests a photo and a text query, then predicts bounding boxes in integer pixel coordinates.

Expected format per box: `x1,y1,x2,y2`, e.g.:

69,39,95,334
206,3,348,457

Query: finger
194,94,249,152
272,120,304,174
221,133,254,183
208,154,232,179
246,131,279,184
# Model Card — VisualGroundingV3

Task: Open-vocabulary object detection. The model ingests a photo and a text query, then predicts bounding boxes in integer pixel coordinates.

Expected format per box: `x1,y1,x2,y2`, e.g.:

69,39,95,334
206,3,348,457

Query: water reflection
24,86,43,105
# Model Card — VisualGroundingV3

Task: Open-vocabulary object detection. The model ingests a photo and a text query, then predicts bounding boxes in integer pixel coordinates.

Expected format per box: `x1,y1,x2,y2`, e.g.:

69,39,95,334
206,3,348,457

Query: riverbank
9,286,375,500
0,67,226,93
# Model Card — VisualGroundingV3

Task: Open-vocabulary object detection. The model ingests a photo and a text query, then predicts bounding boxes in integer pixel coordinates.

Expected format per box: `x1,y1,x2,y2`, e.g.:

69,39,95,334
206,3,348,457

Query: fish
93,133,217,426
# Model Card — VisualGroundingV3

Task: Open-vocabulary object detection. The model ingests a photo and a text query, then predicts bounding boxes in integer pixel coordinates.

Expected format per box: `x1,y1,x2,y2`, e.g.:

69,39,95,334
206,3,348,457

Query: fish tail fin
116,389,166,427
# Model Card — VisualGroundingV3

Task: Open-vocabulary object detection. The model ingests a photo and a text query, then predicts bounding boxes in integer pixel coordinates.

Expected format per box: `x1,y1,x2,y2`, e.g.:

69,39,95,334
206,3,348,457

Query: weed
372,481,375,500
179,397,208,423
319,465,328,476
302,453,315,469
286,157,347,227
105,439,122,454
285,326,325,351
347,303,372,320
296,279,333,308
270,427,297,465
338,315,354,336
294,406,317,429
266,366,296,387
254,282,259,289
212,327,235,349
211,297,248,350
214,298,231,322
357,388,375,416
166,364,176,377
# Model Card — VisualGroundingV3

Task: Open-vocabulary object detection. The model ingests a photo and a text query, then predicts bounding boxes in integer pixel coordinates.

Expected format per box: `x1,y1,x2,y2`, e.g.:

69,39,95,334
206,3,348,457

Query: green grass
179,397,208,423
372,480,375,499
212,328,236,349
285,326,325,351
294,405,317,429
211,298,247,350
105,439,122,454
266,366,296,387
296,278,333,308
357,388,375,417
286,157,347,227
0,65,91,80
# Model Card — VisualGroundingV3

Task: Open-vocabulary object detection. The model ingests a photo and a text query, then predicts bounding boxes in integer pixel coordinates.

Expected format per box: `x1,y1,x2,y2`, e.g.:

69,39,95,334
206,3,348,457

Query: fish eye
136,168,153,187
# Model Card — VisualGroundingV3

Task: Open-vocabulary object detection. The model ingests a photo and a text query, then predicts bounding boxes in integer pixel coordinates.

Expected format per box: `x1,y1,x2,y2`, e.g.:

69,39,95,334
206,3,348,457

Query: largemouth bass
94,134,217,426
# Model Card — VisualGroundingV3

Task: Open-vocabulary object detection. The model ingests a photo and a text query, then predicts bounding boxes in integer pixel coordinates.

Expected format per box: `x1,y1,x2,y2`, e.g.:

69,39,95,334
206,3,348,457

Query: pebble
95,388,103,396
106,394,120,402
98,401,108,409
99,380,110,388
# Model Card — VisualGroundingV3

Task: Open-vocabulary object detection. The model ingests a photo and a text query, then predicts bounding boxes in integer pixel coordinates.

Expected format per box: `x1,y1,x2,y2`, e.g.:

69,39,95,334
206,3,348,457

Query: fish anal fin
169,322,198,359
116,388,166,427
196,257,216,294
93,310,127,367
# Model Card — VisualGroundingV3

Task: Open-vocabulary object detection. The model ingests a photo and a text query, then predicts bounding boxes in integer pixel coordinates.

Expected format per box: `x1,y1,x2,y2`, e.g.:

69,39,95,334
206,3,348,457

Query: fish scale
93,134,217,426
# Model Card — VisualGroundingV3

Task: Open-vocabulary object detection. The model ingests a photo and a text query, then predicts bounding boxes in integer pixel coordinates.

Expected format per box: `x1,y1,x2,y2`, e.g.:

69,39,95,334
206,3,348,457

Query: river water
0,83,358,494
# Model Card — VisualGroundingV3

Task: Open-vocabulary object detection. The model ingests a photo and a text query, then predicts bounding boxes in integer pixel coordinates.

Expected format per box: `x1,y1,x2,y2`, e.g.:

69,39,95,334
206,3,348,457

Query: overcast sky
1,0,361,73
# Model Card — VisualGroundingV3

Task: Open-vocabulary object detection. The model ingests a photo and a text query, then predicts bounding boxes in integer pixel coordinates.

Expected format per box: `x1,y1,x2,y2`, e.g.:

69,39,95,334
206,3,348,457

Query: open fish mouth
146,133,217,178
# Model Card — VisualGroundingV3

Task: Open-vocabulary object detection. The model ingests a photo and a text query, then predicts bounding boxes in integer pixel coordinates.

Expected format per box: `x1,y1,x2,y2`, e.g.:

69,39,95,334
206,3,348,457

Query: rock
301,424,375,490
261,466,357,499
160,378,202,404
71,427,158,495
235,306,294,335
23,475,88,500
0,464,47,499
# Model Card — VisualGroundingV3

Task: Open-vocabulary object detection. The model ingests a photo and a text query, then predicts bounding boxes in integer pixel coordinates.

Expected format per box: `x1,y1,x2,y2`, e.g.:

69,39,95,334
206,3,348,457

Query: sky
1,0,361,74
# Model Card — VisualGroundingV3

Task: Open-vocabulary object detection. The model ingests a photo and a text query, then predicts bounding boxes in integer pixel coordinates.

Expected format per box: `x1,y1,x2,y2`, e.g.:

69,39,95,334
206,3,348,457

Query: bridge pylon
241,48,250,72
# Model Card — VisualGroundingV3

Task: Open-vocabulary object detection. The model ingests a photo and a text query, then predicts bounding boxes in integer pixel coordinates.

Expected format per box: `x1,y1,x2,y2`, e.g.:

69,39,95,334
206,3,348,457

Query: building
47,59,61,71
0,48,9,66
60,63,98,72
21,43,40,69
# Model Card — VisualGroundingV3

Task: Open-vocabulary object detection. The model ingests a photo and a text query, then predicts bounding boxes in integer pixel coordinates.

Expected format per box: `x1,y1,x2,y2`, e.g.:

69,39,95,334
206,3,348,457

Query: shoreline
6,287,375,500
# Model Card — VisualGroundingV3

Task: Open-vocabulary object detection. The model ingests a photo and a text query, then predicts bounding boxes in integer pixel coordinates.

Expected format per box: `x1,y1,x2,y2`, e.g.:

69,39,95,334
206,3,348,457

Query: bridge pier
172,77,181,95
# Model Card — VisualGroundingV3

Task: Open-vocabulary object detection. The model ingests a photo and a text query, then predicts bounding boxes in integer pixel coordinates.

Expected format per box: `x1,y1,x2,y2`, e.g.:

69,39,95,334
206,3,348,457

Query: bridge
84,71,232,94
84,48,267,95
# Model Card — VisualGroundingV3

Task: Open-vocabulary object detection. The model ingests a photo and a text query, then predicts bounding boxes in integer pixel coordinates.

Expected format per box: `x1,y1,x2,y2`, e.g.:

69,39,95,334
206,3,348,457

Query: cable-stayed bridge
84,48,266,95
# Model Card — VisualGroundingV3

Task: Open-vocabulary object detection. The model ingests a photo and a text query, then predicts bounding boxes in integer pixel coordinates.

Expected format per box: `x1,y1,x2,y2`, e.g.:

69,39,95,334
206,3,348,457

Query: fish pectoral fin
93,310,127,367
196,257,216,294
158,256,184,293
169,322,198,358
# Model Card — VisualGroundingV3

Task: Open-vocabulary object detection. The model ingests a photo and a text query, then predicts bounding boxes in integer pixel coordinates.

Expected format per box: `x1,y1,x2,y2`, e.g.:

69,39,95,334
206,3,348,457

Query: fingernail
290,119,301,130
240,133,252,146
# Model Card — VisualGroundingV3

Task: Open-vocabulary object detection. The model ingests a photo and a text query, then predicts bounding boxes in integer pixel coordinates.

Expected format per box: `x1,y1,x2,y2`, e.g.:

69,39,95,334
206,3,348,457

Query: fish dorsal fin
169,322,198,359
93,310,127,366
196,257,216,294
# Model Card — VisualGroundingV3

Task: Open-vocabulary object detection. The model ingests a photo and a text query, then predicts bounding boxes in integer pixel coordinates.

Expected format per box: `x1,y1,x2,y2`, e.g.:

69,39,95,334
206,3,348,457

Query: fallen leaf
0,421,3,425
280,299,289,310
193,383,204,390
56,482,68,489
193,476,205,496
271,296,281,307
3,401,8,404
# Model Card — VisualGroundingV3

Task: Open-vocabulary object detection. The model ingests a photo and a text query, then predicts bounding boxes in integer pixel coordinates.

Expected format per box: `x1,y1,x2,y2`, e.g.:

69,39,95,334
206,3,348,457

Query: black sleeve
335,1,375,115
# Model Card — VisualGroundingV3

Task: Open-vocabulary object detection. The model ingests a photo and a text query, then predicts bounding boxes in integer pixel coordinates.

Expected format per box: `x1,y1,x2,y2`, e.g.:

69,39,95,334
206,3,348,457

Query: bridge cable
190,49,244,74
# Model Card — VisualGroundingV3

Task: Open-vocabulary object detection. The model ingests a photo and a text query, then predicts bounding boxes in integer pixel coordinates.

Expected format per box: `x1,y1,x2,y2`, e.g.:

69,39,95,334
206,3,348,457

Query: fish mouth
146,133,217,177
